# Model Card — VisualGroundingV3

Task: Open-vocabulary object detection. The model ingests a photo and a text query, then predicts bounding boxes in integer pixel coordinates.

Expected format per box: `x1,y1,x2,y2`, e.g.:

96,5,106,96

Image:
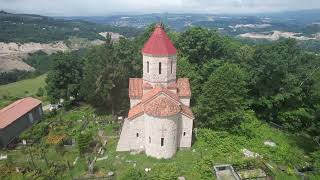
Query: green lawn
0,74,47,108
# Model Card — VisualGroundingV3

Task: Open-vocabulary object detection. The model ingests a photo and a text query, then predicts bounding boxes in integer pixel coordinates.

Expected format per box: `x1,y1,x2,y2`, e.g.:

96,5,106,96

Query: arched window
147,61,149,73
159,62,162,74
149,137,151,143
161,138,164,147
171,61,173,74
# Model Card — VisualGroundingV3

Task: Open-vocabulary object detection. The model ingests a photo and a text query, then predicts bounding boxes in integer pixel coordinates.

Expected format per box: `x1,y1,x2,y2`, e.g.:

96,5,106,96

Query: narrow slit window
171,61,173,74
161,138,164,147
183,132,186,136
159,62,162,74
149,137,151,143
147,61,149,73
136,133,139,137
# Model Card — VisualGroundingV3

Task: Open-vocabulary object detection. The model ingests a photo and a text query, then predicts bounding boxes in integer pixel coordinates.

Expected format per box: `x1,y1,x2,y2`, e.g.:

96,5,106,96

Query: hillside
0,11,142,72
68,10,320,52
0,74,47,108
0,11,140,43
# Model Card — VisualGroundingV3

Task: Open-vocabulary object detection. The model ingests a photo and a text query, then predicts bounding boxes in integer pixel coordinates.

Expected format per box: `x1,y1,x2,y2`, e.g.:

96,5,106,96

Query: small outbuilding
0,97,43,148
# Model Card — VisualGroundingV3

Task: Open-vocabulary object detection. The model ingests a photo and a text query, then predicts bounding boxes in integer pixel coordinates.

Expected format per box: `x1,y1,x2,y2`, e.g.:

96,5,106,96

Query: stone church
117,25,194,159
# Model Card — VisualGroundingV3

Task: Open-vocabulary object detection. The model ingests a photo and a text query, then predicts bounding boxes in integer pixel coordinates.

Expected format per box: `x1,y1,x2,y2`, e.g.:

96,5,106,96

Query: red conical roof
142,25,177,56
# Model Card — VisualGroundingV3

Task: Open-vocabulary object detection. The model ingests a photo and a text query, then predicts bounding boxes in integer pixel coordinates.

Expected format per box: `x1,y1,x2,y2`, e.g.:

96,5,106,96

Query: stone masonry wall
128,115,145,151
180,97,191,107
143,54,176,86
178,114,193,148
130,99,141,108
144,114,179,159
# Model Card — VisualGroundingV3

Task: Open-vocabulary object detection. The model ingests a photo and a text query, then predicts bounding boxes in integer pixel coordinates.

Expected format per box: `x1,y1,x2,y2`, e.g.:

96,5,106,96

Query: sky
0,0,320,16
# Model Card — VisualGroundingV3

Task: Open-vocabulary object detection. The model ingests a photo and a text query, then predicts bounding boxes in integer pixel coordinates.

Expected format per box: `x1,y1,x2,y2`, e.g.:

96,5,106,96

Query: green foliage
46,52,83,103
147,164,179,180
0,70,32,85
81,34,140,114
0,11,141,43
311,150,320,170
36,87,45,97
175,26,319,141
197,63,249,130
76,132,92,155
177,27,228,64
247,39,320,134
20,122,49,141
119,167,146,180
194,156,214,179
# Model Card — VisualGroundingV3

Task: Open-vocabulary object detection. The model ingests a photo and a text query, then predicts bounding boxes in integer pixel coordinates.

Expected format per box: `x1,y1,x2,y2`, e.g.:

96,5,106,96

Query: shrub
147,164,179,180
36,87,45,97
119,167,146,180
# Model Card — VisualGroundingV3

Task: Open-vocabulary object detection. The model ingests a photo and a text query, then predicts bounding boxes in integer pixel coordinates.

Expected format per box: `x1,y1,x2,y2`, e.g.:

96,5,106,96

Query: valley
68,10,320,52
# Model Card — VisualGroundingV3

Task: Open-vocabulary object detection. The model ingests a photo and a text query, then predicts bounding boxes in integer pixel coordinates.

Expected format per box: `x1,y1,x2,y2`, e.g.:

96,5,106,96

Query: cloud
0,0,319,16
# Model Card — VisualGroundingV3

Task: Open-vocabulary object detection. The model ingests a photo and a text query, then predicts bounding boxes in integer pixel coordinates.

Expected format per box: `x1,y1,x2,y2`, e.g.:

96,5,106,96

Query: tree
177,27,230,64
46,52,83,103
177,57,202,104
197,63,249,130
81,34,133,114
248,39,320,136
76,132,92,155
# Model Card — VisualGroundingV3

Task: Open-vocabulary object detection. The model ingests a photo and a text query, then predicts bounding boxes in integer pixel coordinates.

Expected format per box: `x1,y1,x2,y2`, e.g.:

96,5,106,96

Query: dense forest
43,24,320,178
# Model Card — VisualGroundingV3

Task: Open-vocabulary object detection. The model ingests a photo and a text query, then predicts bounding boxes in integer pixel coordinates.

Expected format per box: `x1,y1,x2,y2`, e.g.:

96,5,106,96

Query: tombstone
178,177,186,180
242,148,261,158
108,171,114,176
87,159,95,175
264,141,276,147
98,130,104,137
22,140,27,145
0,154,7,160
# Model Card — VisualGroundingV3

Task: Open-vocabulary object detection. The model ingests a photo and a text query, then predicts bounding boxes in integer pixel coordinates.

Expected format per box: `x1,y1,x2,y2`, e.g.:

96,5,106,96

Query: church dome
142,25,177,56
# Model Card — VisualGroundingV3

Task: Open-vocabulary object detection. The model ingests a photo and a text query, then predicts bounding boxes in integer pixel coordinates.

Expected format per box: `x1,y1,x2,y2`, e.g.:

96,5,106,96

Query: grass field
0,74,47,108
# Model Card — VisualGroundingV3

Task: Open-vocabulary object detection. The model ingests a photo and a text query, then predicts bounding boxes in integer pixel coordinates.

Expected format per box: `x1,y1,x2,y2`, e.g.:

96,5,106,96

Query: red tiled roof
144,96,180,117
141,86,180,103
128,103,144,119
129,78,143,98
181,105,195,119
142,25,177,56
0,97,41,129
177,78,191,97
143,82,153,89
167,81,177,89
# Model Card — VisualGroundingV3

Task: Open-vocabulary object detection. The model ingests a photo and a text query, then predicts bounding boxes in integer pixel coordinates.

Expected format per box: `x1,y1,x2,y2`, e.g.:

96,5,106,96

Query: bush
76,132,93,155
147,164,179,180
119,167,146,180
63,100,73,111
36,87,45,97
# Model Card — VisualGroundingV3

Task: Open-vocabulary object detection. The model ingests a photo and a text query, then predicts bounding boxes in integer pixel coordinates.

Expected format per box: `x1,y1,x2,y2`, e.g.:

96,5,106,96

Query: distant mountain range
63,10,320,52
0,11,140,43
64,10,320,32
0,11,141,72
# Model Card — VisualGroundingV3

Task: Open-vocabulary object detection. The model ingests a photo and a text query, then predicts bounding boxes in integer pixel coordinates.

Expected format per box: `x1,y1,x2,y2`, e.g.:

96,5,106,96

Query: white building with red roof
0,97,43,148
117,25,194,159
